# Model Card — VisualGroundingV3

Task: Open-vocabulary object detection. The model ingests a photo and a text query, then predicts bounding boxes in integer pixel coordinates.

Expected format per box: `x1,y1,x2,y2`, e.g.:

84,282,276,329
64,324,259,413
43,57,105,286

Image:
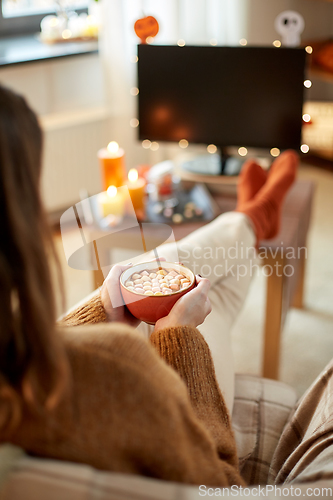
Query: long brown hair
0,84,68,430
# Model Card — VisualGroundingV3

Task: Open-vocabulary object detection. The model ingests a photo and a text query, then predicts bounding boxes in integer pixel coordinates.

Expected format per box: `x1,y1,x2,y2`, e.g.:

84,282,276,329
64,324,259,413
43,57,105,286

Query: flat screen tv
137,45,307,154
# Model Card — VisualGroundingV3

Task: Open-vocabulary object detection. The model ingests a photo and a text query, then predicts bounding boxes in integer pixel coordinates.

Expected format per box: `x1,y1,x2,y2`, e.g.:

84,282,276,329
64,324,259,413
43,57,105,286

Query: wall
245,0,333,101
0,51,155,168
246,0,333,45
0,53,106,115
0,54,112,211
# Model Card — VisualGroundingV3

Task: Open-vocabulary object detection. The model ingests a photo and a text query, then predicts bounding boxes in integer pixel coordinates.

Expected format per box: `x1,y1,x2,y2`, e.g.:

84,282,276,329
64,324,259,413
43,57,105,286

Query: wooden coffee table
89,179,314,380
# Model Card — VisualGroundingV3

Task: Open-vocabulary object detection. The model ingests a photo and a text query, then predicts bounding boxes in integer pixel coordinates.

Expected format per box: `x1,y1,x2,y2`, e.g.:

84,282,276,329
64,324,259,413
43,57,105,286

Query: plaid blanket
232,374,297,485
269,358,333,485
234,365,333,487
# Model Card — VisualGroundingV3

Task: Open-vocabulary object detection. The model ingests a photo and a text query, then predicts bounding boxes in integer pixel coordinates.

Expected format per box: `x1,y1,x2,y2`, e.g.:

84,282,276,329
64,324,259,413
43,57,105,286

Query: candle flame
50,17,59,27
107,185,117,198
107,141,119,154
128,168,138,183
62,29,72,39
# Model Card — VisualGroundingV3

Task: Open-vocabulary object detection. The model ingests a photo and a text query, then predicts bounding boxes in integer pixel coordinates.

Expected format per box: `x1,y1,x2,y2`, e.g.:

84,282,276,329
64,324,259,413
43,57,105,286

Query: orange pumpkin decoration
134,15,159,44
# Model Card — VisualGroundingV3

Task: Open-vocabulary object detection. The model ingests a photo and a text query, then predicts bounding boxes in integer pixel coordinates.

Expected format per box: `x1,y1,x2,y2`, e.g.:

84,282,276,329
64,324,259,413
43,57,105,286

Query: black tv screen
138,45,306,151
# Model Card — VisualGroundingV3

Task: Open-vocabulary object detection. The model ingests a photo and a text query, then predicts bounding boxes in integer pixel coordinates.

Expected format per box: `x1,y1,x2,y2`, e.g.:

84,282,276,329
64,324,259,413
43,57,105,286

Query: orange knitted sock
237,159,268,206
237,150,299,241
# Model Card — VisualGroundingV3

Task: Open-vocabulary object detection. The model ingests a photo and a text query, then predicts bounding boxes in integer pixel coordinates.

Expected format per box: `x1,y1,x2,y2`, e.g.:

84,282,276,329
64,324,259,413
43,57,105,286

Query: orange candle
98,141,127,190
126,168,146,217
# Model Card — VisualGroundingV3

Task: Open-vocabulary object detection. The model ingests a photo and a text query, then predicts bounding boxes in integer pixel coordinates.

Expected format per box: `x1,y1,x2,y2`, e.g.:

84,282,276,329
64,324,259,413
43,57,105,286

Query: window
0,0,88,37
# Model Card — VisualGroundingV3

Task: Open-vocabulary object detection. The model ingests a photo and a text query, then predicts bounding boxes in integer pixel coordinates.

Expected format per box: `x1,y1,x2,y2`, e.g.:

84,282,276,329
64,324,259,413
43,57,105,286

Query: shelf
0,33,98,68
176,168,238,185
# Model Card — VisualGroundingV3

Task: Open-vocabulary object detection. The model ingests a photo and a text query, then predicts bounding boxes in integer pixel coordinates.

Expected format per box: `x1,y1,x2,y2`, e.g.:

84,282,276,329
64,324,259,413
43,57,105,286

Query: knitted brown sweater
8,294,245,487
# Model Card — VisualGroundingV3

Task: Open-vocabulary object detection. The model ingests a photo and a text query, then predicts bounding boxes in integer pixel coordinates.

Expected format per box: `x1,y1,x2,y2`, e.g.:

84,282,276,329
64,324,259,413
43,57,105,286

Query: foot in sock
237,160,268,207
237,150,299,242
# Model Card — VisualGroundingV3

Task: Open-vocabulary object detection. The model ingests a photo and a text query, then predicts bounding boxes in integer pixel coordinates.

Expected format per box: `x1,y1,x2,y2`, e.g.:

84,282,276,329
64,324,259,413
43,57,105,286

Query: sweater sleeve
59,293,107,326
150,326,239,470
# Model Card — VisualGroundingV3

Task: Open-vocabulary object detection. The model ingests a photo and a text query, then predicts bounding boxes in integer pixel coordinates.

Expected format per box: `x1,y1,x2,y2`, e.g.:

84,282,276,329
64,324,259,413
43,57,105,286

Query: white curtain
99,0,249,166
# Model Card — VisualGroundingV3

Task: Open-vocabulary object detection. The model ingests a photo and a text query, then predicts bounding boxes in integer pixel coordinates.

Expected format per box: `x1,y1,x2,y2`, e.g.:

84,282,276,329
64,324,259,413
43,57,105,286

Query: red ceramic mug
120,261,195,324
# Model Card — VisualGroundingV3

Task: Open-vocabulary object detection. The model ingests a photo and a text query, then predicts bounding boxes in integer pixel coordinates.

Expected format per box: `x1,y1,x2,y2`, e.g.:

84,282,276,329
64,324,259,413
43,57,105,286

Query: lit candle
126,168,146,217
98,141,127,190
100,185,125,218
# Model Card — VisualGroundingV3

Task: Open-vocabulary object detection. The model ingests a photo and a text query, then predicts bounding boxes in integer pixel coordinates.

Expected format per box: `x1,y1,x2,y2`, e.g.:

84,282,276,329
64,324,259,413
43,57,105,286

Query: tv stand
222,156,246,176
179,151,245,177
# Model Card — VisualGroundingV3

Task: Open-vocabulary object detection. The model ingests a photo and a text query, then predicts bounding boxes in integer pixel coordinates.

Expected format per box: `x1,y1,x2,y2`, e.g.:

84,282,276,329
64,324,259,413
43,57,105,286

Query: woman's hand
154,276,212,331
101,257,166,327
101,263,140,328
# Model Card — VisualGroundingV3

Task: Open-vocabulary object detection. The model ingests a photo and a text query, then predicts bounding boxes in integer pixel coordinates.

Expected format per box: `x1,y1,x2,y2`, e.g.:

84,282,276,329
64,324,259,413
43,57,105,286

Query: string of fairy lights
129,38,313,158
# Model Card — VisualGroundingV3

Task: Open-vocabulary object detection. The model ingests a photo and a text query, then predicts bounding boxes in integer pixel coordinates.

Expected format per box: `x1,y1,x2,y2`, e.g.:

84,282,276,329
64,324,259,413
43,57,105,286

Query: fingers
181,275,210,307
205,297,212,316
104,263,133,316
195,275,211,294
106,262,133,282
197,297,212,326
184,276,210,301
106,263,132,289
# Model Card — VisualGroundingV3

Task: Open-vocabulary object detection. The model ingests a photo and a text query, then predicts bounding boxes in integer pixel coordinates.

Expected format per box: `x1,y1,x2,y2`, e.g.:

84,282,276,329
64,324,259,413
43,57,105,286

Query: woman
0,84,298,487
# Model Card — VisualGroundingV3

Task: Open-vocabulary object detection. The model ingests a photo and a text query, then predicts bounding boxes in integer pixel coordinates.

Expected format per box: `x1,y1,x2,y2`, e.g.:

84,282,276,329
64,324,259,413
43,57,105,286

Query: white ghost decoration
275,11,305,47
